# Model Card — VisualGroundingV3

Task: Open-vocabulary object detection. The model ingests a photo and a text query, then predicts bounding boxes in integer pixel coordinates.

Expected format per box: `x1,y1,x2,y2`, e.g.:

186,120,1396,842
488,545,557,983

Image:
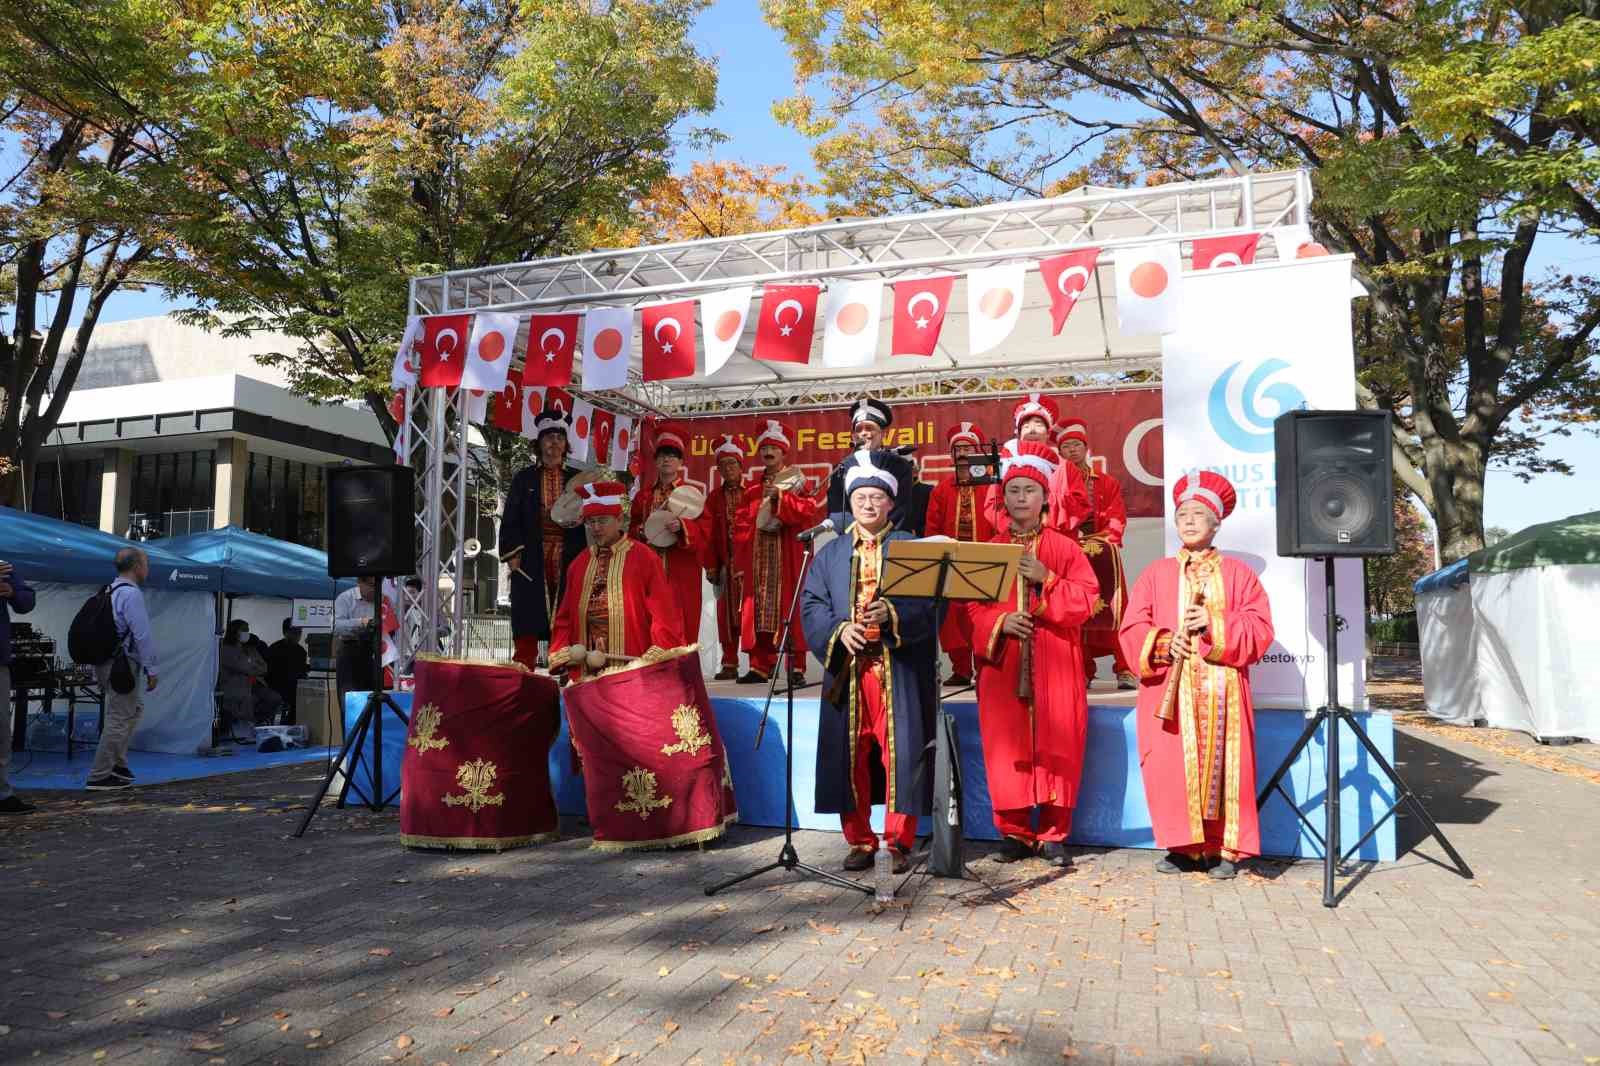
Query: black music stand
878,539,1021,885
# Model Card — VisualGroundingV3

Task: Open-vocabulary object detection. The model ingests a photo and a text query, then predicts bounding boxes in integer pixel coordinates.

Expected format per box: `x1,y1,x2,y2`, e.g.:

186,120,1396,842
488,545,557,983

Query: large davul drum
562,645,737,851
399,657,561,850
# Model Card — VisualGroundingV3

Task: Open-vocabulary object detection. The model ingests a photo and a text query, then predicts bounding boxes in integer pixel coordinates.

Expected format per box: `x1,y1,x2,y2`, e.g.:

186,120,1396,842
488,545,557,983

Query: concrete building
29,316,390,545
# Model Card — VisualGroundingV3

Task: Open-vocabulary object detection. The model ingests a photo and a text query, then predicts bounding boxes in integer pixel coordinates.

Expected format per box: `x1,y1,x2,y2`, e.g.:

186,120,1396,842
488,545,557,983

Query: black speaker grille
1301,469,1377,546
326,466,415,576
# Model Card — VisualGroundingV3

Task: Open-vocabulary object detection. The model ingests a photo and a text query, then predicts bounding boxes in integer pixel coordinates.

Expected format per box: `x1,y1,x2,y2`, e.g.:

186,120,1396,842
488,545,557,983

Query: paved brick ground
3,670,1598,1065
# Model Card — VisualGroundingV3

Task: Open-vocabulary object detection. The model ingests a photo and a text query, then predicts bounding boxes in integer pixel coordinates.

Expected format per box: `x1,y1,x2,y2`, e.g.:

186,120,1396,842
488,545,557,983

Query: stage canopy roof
0,506,220,591
161,525,355,600
410,170,1313,415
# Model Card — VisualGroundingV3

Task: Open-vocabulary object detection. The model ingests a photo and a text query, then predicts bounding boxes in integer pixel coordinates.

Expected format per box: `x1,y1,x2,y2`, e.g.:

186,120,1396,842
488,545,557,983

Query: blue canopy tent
160,526,353,601
0,506,221,753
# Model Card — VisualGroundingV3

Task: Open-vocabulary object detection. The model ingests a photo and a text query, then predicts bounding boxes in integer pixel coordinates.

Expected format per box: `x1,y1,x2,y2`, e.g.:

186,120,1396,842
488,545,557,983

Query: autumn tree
589,159,824,247
1365,493,1435,618
0,0,717,510
765,0,1600,561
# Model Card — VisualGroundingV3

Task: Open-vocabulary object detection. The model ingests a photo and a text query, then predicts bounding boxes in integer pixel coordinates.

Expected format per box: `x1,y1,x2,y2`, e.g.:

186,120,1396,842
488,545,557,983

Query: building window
243,453,325,548
31,456,103,528
128,450,215,537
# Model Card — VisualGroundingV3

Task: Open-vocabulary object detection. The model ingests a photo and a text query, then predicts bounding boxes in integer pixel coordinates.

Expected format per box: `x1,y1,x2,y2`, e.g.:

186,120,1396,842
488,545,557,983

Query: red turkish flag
752,284,819,364
491,380,522,433
417,314,473,388
641,300,698,381
522,313,579,386
542,385,573,418
1192,233,1261,270
592,408,616,465
889,275,955,356
1037,248,1101,335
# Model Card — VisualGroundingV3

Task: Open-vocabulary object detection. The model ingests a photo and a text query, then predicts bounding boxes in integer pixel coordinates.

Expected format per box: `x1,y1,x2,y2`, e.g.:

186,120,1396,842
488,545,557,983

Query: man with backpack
1,558,38,814
86,548,159,792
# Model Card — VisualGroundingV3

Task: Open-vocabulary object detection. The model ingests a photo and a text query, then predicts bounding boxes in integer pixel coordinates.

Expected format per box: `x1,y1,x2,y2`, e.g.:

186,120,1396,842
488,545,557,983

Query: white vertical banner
1160,256,1365,710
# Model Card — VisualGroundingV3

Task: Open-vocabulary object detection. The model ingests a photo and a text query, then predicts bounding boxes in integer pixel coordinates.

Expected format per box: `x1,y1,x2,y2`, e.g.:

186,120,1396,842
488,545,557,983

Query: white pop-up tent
1414,559,1478,724
1467,512,1600,742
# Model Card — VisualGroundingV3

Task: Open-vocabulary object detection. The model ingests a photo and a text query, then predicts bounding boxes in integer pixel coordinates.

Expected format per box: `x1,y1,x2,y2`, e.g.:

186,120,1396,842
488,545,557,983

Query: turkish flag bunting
491,380,523,433
542,385,572,419
522,313,579,386
641,300,698,381
889,275,955,356
418,313,474,388
1037,248,1101,335
592,408,617,465
1192,233,1261,270
752,284,820,364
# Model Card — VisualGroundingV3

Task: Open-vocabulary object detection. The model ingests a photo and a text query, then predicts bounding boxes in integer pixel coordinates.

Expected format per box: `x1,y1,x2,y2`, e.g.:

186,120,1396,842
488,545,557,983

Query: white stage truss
403,169,1313,657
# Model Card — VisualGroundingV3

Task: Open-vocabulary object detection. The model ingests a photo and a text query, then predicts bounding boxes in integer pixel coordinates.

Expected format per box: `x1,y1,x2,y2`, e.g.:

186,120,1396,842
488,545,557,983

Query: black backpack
68,584,123,665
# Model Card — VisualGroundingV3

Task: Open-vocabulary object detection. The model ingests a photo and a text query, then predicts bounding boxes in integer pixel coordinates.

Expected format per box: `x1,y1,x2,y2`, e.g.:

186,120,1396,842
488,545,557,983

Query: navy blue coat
499,463,587,640
800,524,941,819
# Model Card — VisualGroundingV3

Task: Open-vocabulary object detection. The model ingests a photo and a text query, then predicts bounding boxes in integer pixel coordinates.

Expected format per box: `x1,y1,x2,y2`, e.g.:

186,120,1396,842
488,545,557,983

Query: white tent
1467,512,1600,742
1413,560,1478,725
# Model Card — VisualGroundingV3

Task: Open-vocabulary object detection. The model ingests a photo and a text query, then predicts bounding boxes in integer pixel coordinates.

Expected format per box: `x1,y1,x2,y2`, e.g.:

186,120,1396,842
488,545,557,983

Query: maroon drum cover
1081,538,1127,643
562,647,737,851
400,657,561,851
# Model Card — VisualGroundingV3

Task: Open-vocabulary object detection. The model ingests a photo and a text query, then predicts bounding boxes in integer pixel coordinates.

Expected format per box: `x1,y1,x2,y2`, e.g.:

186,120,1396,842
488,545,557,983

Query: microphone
797,517,837,543
893,444,918,456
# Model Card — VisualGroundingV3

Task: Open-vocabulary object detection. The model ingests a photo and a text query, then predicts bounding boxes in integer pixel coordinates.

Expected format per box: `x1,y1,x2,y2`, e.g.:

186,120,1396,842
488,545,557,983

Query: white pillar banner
1160,256,1366,709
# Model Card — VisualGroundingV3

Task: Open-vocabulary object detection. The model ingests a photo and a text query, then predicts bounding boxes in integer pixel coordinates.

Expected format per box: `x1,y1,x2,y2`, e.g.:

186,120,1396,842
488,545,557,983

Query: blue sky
61,2,1596,535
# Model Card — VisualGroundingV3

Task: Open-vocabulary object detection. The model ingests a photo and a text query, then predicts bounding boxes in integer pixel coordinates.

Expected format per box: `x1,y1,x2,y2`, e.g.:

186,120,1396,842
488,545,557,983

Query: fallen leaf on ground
396,1035,414,1049
370,948,394,957
543,1015,559,1026
307,1030,323,1039
657,966,670,977
220,1017,240,1027
189,1039,225,1052
432,1008,453,1019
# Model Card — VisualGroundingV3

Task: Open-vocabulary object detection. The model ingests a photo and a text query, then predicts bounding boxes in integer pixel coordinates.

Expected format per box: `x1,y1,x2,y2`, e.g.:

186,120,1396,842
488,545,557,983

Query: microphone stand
707,535,872,897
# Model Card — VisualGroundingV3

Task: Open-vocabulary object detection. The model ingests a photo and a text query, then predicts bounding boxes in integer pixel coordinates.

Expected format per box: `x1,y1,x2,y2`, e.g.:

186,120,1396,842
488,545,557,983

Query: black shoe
994,837,1035,863
113,764,134,781
85,776,130,791
890,848,911,875
787,670,808,689
0,795,37,815
1040,843,1073,869
1208,859,1239,880
736,670,767,685
945,674,972,688
1116,672,1138,691
713,666,740,682
1155,851,1198,874
842,848,874,872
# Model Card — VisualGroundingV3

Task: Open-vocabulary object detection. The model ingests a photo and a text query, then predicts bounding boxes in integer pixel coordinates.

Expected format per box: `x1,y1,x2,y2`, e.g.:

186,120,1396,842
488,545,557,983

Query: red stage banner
656,388,1164,516
399,658,562,851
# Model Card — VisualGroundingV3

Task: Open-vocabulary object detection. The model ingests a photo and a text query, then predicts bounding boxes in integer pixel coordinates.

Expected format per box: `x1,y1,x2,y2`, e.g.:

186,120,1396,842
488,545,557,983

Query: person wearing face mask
801,449,941,875
1119,471,1275,880
628,424,709,653
218,619,275,737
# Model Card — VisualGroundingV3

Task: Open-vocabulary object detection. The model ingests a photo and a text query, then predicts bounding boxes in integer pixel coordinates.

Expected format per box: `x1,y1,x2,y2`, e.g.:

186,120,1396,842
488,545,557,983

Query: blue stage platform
345,689,1396,861
8,744,337,791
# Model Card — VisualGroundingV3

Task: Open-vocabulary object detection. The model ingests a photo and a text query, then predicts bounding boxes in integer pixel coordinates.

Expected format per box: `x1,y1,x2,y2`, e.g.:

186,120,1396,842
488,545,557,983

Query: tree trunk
1426,437,1488,563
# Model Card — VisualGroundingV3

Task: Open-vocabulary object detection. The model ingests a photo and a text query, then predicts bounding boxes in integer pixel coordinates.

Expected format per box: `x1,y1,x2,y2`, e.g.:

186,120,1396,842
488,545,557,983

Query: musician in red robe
628,423,708,649
1119,471,1275,879
1055,419,1136,691
549,482,683,682
982,393,1088,535
703,434,748,681
923,420,995,686
734,420,821,687
966,441,1101,866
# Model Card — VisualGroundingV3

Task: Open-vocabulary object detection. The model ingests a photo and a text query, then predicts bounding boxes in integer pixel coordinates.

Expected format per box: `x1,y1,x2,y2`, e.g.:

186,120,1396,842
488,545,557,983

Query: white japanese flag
610,414,635,468
581,306,633,391
1114,243,1184,336
567,396,596,461
521,385,548,439
820,278,883,368
965,263,1026,355
463,389,489,425
1270,224,1313,260
461,311,520,392
699,285,753,375
391,315,422,389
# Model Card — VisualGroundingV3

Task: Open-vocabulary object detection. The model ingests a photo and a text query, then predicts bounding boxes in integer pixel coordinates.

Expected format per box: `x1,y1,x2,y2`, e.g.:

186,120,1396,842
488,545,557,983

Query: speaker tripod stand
1256,557,1471,907
295,585,409,836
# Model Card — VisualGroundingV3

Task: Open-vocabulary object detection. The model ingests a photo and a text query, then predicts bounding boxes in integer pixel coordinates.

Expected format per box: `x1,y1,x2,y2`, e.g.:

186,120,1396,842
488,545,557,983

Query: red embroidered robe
964,526,1100,812
733,473,821,653
629,477,709,648
548,537,683,681
1118,550,1275,859
924,474,995,660
981,440,1090,535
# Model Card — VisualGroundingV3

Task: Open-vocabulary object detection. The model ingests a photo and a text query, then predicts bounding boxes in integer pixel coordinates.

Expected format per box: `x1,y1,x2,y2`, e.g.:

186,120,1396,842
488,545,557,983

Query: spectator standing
87,548,159,791
265,619,309,724
333,577,377,710
1,558,39,815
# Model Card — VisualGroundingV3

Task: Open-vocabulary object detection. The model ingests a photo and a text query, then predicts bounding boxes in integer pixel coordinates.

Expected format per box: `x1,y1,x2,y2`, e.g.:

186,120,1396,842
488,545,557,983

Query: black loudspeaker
1274,410,1395,557
326,465,415,577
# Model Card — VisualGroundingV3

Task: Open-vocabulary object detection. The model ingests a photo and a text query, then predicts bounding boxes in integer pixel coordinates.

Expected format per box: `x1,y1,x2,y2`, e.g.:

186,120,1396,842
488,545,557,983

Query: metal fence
459,614,514,662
